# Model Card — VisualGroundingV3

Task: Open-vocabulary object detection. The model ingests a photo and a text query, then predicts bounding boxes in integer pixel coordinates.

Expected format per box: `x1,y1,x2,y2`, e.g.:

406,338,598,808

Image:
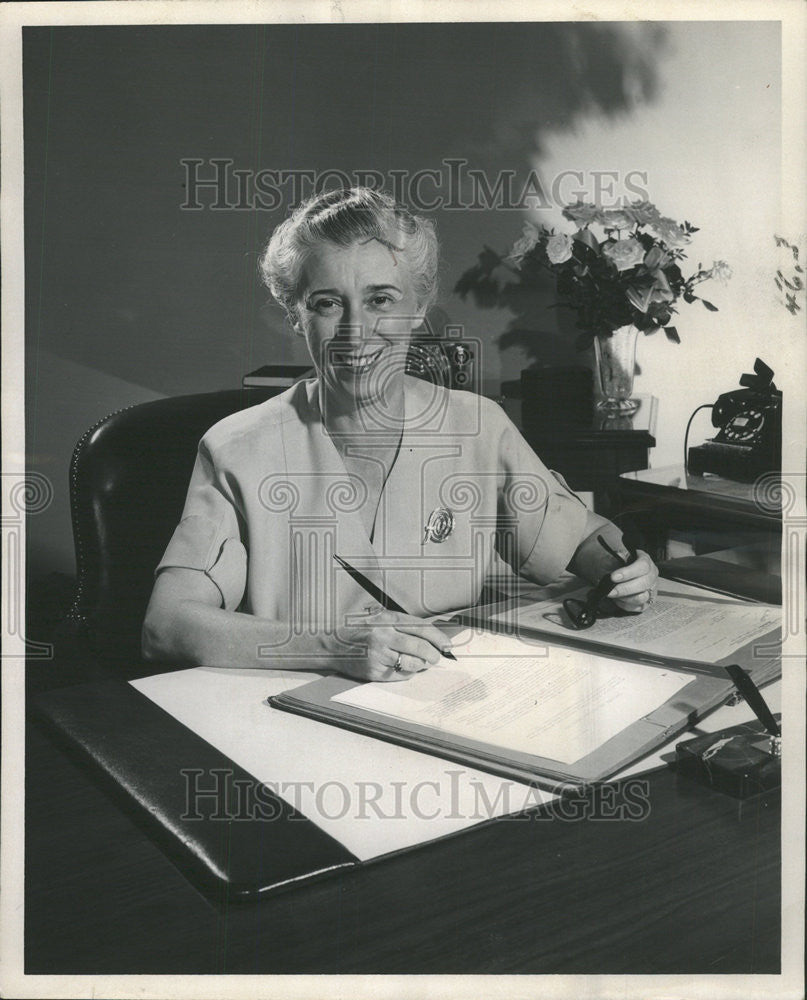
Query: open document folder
270,583,781,791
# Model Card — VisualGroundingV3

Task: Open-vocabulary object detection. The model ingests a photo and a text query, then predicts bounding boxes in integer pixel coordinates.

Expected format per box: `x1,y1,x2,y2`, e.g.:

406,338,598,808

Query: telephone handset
688,359,782,481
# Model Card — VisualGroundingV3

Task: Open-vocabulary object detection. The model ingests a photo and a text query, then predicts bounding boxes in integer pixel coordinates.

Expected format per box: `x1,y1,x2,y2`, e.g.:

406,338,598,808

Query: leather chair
59,388,280,670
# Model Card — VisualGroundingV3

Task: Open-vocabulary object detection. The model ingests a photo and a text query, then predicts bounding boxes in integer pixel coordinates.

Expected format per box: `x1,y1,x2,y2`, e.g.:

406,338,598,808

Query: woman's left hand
606,549,659,613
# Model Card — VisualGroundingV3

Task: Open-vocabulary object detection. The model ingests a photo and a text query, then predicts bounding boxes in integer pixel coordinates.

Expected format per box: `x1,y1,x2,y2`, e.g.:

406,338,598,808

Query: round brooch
423,506,455,544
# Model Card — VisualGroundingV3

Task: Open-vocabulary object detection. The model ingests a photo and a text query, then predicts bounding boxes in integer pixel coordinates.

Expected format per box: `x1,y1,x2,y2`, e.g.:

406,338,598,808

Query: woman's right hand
332,609,453,682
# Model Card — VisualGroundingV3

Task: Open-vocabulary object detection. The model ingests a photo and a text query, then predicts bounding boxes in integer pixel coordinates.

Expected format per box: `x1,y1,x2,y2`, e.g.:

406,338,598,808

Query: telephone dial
688,358,782,482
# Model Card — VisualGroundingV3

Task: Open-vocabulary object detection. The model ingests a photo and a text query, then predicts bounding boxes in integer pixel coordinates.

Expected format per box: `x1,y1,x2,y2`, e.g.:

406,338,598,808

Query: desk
25,641,780,975
617,464,782,585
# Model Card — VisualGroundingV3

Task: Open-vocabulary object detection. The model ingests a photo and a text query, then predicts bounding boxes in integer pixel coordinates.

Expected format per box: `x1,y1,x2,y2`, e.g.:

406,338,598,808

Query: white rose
562,202,603,225
651,217,690,248
507,222,542,264
624,200,661,226
546,233,574,264
601,209,634,230
711,260,733,284
602,237,645,272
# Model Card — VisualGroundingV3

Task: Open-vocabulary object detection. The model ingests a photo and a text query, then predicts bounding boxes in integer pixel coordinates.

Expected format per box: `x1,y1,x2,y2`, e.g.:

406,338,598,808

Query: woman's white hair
259,187,439,323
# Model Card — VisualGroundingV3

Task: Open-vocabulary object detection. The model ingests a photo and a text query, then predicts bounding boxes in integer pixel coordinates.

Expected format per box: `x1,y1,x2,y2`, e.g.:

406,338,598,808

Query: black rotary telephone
688,358,782,481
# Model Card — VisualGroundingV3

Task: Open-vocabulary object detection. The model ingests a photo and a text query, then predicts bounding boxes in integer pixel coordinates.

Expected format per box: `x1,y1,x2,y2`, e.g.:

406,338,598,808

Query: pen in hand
333,554,457,661
563,535,639,629
597,534,638,568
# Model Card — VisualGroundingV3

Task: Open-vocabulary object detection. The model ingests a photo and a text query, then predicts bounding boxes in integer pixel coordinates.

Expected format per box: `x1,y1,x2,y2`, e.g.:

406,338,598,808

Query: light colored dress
155,376,594,639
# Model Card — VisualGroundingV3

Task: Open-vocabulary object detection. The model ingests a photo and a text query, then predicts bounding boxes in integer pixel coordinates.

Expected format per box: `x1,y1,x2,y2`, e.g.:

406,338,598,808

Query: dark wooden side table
616,464,783,602
503,391,657,511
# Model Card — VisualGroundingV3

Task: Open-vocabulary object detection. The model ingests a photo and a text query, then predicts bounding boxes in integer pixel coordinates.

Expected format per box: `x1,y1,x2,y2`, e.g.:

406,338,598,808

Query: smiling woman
290,239,422,410
261,187,439,321
142,187,659,681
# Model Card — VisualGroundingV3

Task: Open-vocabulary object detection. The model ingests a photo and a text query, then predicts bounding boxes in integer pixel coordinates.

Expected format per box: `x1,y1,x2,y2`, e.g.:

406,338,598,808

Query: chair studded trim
65,402,143,630
58,388,280,666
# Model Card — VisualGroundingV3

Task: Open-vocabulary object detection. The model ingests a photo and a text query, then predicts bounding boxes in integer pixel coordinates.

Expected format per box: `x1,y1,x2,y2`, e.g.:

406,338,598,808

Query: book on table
270,581,781,792
242,364,313,388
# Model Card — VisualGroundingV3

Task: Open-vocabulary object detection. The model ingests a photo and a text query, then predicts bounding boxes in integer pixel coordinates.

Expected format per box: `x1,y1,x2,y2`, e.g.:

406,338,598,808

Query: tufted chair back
59,388,279,668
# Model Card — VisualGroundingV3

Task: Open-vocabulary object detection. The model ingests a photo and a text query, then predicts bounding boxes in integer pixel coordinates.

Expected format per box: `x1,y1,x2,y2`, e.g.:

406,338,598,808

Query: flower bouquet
508,200,731,411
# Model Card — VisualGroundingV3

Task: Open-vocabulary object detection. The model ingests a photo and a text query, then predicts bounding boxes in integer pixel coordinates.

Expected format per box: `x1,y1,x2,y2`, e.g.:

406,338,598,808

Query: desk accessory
270,624,777,793
270,649,719,792
673,662,781,798
273,580,780,792
673,718,781,798
724,663,780,739
562,535,638,629
687,358,782,481
34,667,558,901
32,578,781,898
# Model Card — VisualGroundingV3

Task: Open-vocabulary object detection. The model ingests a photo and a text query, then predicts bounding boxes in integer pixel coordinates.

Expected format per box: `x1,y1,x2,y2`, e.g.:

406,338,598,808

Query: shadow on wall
24,21,669,399
440,21,668,160
453,247,575,367
441,21,670,374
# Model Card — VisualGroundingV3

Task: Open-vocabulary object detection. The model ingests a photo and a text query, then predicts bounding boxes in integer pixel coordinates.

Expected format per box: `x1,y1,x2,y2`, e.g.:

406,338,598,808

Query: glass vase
594,324,640,414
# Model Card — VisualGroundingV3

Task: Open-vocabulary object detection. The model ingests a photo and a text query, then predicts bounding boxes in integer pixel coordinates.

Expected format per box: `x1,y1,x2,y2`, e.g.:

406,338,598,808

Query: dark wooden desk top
25,702,780,975
618,464,783,539
620,464,782,517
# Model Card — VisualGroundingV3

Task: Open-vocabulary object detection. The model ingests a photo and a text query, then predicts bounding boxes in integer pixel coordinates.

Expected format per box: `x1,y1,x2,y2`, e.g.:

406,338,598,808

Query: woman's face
294,239,424,408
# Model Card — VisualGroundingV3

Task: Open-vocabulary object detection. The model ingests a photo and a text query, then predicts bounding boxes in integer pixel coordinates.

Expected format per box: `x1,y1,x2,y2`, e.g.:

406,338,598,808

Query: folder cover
270,610,781,792
270,667,735,792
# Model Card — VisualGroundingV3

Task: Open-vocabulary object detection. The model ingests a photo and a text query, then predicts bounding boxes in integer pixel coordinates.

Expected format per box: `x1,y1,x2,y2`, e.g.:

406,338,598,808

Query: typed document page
491,584,780,663
333,630,695,765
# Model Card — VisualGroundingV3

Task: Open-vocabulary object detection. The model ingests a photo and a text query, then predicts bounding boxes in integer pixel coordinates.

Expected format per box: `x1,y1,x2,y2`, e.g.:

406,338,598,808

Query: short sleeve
494,411,589,585
155,443,247,611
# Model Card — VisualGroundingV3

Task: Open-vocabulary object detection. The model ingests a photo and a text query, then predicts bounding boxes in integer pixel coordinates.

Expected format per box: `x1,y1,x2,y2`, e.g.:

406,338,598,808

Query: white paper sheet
333,629,695,764
131,655,781,861
131,667,552,862
491,582,780,663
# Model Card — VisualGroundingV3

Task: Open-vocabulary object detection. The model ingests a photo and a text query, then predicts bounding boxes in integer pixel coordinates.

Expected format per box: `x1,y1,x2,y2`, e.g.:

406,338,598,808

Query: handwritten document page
490,582,780,663
333,630,695,765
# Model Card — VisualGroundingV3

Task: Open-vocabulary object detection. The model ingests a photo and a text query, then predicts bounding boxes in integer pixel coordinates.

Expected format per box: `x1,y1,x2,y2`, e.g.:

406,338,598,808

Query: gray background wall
23,21,785,579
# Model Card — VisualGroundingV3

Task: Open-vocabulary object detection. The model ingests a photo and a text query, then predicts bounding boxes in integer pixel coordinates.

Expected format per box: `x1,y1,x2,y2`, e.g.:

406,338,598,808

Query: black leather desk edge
31,672,666,903
32,680,358,902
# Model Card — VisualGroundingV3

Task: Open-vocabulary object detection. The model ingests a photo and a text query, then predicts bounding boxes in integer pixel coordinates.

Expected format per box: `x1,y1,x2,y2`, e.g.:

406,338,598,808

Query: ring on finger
392,652,403,673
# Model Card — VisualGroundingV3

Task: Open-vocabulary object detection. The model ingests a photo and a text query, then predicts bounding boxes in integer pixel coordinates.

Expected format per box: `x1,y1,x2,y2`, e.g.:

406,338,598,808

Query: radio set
688,358,782,482
406,336,477,391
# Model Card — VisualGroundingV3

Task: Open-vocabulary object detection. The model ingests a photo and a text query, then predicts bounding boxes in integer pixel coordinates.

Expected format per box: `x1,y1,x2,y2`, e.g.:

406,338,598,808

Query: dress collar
294,375,449,610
